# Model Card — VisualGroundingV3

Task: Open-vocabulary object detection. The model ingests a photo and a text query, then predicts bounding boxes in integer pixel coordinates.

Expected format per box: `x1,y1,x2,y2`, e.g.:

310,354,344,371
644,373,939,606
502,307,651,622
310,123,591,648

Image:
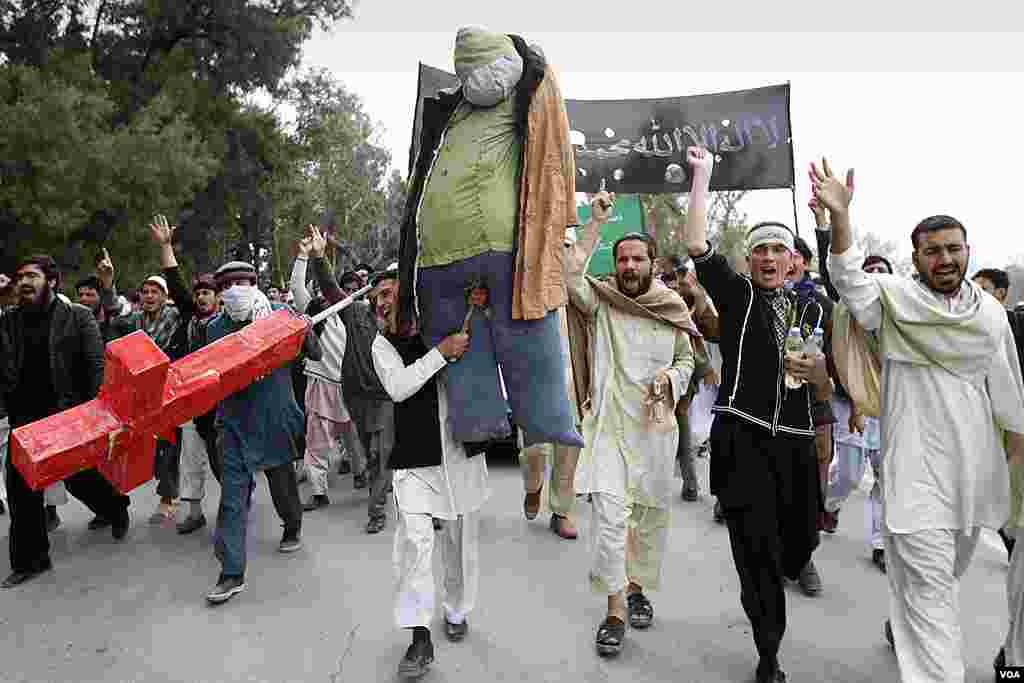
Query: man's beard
20,284,53,309
615,272,652,299
920,263,966,295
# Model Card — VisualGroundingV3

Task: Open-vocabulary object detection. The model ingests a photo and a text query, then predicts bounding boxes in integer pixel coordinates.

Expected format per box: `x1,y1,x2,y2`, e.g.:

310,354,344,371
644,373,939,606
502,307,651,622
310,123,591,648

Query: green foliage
0,55,217,288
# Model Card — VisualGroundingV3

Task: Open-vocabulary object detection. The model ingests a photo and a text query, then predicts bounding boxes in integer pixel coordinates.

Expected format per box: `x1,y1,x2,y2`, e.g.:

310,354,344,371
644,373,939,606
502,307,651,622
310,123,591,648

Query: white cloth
44,481,66,506
179,420,212,501
884,528,980,683
567,274,695,510
1005,526,1024,665
588,491,669,595
826,441,883,550
829,245,1024,534
290,257,347,385
393,510,479,628
222,285,271,322
372,336,490,520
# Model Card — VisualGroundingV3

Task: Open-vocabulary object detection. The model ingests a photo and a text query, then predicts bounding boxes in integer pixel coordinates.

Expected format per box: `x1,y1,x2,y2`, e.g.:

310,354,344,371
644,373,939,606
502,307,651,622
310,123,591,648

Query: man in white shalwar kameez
813,159,1024,683
370,278,488,680
565,192,697,657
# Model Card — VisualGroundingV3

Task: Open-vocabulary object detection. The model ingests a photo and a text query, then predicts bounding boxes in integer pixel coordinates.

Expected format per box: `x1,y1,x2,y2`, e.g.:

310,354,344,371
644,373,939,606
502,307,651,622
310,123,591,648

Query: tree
642,190,750,272
0,0,357,290
0,56,217,286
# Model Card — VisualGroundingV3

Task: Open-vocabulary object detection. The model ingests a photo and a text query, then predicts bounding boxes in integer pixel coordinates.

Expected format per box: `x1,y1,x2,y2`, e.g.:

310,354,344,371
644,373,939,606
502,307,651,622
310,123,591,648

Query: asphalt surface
0,452,1010,682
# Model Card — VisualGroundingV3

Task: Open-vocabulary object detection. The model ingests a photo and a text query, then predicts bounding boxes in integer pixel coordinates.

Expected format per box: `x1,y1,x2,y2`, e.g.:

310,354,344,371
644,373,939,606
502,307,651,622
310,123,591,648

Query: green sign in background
573,194,646,276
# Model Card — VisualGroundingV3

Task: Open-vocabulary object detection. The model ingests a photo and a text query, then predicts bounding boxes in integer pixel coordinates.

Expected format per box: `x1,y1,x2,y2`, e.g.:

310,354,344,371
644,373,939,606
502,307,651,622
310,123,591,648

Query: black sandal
627,591,654,629
595,616,626,657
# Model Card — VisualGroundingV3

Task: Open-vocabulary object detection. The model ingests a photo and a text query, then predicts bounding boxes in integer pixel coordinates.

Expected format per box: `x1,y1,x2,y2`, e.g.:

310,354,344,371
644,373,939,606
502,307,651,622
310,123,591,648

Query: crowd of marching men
3,150,1024,683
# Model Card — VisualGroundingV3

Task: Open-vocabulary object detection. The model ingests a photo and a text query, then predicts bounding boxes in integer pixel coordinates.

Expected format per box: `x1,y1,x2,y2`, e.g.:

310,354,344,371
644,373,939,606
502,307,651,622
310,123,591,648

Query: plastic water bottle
803,327,825,356
784,326,804,389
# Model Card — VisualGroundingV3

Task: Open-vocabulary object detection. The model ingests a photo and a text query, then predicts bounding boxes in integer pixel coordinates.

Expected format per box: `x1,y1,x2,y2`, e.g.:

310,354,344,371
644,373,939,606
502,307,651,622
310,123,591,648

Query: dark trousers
215,457,302,578
154,434,181,499
6,455,129,573
710,416,819,662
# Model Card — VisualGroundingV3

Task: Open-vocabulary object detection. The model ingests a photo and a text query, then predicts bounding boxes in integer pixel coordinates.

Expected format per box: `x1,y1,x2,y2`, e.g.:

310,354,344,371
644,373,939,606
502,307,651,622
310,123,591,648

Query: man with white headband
683,147,834,683
202,259,322,605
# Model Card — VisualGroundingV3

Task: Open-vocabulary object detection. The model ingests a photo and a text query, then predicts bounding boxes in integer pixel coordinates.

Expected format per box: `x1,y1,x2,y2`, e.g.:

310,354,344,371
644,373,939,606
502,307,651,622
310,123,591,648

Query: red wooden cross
11,309,308,493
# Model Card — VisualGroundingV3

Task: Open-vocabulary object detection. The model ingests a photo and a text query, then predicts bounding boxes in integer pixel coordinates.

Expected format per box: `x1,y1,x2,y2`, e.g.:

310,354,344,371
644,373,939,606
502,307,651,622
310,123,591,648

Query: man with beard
1,255,131,588
175,273,223,534
815,160,1024,683
566,193,697,658
684,147,834,683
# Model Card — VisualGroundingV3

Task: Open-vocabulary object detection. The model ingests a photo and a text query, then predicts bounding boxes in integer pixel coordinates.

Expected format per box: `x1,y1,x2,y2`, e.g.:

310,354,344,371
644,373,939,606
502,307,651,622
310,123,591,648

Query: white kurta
829,246,1024,534
371,336,490,520
567,278,695,510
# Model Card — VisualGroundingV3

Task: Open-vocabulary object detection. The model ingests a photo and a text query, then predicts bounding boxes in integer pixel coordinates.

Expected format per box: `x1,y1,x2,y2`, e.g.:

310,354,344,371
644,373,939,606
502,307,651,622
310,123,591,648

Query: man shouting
566,193,697,657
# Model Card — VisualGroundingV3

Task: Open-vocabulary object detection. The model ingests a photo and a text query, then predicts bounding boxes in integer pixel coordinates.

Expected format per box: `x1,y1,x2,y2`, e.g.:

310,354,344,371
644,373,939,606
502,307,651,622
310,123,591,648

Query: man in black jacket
683,148,834,683
1,255,130,589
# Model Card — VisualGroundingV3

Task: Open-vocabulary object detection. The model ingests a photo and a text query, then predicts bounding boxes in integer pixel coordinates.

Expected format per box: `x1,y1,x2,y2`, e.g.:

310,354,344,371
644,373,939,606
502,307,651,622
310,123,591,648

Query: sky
299,8,1024,269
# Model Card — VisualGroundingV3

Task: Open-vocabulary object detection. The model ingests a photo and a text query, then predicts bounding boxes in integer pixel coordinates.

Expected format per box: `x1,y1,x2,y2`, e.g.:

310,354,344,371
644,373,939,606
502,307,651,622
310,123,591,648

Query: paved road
0,454,1009,682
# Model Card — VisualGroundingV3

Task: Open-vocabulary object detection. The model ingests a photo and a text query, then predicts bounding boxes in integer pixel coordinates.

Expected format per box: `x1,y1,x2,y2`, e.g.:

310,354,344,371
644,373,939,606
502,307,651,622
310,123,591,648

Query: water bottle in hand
784,326,804,389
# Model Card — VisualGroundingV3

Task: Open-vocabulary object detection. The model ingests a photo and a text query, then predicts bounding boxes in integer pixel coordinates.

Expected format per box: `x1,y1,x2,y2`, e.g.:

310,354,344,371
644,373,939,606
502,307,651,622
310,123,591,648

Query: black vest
385,334,444,470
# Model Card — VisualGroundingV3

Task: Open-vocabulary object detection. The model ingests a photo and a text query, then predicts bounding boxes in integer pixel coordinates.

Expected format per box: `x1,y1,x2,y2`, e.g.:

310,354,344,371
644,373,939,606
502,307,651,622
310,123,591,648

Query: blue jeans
417,251,583,449
215,449,301,577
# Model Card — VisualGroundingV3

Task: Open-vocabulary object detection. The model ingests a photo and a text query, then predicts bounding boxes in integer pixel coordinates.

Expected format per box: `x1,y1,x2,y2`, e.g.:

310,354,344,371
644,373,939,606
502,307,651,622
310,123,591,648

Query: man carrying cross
1,255,131,589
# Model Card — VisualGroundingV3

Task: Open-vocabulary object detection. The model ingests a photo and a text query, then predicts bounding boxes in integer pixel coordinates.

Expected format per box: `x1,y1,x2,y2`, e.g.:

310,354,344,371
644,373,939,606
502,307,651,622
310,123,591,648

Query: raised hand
309,225,327,258
810,159,854,214
686,146,714,181
149,214,176,245
590,191,616,224
297,226,315,257
96,248,115,289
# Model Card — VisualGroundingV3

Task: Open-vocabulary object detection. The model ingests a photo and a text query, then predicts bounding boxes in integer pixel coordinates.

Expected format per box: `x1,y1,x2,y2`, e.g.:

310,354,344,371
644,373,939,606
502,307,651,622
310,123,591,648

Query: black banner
408,65,793,194
566,84,793,194
408,63,460,177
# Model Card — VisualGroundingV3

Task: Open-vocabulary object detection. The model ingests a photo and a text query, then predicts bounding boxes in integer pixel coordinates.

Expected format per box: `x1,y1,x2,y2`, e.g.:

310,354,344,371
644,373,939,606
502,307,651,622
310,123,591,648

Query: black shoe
366,516,386,534
111,507,130,540
338,460,351,475
713,500,726,524
884,619,894,650
302,495,330,512
444,616,469,642
1000,528,1016,559
45,505,60,533
1,559,52,589
353,474,367,490
872,548,887,574
756,657,787,683
279,528,302,553
595,615,626,657
680,482,699,502
176,514,207,535
797,560,822,596
206,574,246,604
398,637,434,679
627,591,654,629
995,647,1006,671
87,515,110,530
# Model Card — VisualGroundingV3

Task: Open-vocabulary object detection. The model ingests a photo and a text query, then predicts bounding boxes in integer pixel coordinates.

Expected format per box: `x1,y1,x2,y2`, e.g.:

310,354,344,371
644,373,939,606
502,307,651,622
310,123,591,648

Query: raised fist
686,146,714,179
590,191,616,224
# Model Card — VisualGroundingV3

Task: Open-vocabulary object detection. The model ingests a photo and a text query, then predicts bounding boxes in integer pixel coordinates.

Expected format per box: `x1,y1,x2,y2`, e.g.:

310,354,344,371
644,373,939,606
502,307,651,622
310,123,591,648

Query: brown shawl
565,275,703,423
